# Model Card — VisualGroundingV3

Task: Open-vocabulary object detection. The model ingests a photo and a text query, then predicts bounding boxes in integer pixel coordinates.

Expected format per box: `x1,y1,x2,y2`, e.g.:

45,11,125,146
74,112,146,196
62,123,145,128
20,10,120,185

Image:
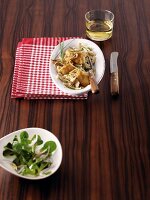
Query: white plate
0,128,62,180
50,38,105,95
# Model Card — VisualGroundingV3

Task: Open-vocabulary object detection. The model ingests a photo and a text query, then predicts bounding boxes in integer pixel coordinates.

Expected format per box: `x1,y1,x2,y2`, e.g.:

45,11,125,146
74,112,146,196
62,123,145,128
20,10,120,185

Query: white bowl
0,128,62,180
50,38,105,95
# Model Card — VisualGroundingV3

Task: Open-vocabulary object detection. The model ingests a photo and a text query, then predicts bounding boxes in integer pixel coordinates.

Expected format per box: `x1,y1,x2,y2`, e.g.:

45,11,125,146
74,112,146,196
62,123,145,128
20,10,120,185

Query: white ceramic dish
0,128,62,180
50,38,105,95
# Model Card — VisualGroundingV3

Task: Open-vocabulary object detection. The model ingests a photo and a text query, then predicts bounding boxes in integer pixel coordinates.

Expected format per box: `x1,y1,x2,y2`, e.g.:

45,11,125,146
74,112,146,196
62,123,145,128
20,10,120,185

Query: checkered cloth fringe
11,37,88,99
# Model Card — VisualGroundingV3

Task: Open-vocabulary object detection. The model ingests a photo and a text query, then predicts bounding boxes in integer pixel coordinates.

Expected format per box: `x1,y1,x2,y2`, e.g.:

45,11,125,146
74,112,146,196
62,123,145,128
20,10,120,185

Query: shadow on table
16,169,62,199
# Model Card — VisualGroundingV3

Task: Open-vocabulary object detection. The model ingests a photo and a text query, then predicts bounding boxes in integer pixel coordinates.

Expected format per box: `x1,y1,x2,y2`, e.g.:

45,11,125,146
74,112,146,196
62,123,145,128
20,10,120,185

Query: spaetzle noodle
52,43,96,90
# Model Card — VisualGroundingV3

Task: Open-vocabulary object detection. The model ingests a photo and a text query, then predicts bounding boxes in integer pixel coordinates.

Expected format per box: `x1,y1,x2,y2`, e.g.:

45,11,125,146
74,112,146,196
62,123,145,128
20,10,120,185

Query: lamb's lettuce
3,131,57,176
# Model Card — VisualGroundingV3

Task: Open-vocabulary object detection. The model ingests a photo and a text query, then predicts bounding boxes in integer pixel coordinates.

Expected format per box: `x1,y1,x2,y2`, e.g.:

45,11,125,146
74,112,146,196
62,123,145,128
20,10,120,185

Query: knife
88,56,99,94
110,52,119,96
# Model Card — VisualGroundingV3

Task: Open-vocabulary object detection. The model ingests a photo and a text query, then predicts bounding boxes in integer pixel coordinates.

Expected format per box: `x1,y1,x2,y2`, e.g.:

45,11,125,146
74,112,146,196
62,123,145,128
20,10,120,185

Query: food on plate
52,43,96,89
3,131,57,176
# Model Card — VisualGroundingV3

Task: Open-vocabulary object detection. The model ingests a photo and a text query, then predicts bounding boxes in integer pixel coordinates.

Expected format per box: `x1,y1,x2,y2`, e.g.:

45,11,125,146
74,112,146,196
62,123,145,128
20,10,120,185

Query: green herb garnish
3,131,57,177
60,41,64,61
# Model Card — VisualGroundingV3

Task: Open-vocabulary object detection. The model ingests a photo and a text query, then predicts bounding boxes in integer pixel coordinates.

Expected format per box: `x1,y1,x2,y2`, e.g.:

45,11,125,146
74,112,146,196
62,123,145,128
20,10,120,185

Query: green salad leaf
3,131,57,177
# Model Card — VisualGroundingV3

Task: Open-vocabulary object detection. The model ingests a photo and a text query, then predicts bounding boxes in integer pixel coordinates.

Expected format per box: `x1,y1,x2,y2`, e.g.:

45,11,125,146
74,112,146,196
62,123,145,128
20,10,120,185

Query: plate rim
50,38,105,95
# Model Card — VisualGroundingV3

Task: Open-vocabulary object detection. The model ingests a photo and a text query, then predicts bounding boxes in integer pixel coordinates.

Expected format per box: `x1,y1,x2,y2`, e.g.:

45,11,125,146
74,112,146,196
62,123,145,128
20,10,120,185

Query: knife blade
110,52,119,96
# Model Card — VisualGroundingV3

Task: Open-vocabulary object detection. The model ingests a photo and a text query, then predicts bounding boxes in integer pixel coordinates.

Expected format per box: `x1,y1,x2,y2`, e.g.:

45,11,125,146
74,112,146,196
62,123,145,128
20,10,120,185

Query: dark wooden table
0,0,150,200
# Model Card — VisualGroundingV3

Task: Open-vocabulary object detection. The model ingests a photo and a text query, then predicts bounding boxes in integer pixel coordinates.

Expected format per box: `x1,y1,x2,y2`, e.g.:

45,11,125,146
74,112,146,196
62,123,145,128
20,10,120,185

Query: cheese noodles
52,43,96,90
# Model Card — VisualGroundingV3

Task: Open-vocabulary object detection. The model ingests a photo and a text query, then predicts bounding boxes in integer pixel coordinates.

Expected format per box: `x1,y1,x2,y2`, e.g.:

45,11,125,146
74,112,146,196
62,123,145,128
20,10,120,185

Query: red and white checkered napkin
11,37,88,99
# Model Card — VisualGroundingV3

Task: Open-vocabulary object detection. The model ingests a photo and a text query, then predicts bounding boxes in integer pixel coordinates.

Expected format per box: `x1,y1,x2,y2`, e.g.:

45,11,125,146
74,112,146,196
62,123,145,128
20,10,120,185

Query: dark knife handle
110,72,119,96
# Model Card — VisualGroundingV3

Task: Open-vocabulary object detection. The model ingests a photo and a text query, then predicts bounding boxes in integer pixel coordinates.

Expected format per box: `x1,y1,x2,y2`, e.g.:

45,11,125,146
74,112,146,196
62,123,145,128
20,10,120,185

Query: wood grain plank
0,0,150,199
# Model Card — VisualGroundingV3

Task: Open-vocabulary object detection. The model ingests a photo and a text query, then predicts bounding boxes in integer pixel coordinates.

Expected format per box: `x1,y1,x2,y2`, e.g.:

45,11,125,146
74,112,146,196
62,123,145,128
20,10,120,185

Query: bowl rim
0,127,63,180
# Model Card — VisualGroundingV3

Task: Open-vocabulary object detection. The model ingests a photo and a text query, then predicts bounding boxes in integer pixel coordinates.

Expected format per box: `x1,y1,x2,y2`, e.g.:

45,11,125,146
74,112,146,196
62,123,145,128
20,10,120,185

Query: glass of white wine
85,10,114,41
